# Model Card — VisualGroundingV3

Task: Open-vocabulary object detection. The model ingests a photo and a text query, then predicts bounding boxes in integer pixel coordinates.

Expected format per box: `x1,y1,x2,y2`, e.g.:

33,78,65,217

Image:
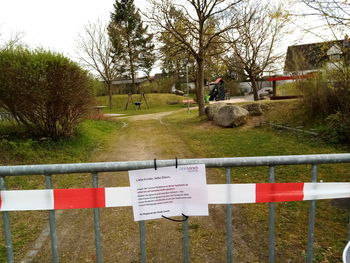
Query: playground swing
124,92,150,110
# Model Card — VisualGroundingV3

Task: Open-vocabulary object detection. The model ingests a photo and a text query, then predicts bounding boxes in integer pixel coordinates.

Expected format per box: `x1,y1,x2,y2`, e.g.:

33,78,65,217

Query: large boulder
214,105,249,127
205,102,227,120
242,103,263,116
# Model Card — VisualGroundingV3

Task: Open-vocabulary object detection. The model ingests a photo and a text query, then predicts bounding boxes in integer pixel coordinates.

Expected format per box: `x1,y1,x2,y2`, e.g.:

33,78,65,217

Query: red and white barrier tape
1,183,349,211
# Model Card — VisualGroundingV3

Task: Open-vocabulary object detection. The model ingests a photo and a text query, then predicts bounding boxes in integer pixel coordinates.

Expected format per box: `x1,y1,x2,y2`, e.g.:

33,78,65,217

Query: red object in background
267,74,315,82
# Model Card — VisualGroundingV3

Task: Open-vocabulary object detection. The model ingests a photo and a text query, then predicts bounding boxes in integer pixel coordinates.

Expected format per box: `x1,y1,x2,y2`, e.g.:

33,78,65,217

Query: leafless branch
226,0,289,100
75,19,117,108
0,31,24,50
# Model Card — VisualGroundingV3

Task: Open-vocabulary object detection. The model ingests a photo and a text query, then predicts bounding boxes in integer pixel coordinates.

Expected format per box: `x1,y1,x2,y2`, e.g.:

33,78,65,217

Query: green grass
276,82,302,96
95,93,189,116
0,118,122,262
0,119,121,166
0,118,122,191
164,110,350,262
1,99,348,261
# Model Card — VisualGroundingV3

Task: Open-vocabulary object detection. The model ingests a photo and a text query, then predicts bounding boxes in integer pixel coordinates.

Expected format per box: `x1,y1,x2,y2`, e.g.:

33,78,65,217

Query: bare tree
0,31,24,50
301,0,350,34
76,20,116,109
226,1,289,100
146,0,243,116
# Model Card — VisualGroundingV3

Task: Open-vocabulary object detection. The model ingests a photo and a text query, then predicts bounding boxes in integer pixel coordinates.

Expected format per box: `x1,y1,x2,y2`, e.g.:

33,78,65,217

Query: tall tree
226,1,289,100
159,19,196,84
76,20,116,109
146,0,243,116
109,0,155,93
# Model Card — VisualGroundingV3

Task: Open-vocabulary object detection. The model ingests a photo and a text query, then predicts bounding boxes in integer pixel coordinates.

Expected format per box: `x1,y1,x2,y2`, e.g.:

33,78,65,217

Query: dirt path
26,111,257,263
118,109,186,122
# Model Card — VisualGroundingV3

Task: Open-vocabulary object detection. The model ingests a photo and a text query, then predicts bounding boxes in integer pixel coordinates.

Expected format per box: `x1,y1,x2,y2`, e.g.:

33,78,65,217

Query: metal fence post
225,168,233,263
0,176,14,263
139,221,147,263
182,216,190,263
348,215,350,241
45,174,60,263
92,173,103,263
268,166,276,263
306,164,317,263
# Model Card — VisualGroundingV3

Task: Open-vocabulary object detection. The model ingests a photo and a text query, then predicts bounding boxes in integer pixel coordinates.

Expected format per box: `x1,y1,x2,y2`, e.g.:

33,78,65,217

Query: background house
111,77,149,94
284,37,350,75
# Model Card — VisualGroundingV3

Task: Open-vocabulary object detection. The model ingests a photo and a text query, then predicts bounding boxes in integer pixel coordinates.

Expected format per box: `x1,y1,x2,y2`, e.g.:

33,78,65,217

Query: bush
297,78,345,118
296,67,350,144
0,48,94,139
320,112,350,144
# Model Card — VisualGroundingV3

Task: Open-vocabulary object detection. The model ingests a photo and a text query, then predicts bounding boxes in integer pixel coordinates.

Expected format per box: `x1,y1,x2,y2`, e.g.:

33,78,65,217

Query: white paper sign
128,164,208,221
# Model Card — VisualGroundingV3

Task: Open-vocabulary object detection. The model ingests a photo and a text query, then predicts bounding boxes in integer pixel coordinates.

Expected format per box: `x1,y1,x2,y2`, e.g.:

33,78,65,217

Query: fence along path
2,154,350,262
15,118,249,262
3,182,350,211
1,116,350,262
33,120,187,262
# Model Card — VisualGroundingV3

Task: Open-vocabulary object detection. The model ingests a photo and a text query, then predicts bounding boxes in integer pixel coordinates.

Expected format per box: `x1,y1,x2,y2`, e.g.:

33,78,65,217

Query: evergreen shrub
0,48,94,139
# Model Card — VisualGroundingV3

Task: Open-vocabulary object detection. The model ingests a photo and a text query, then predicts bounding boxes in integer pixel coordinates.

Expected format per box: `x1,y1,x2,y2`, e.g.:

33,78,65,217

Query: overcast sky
0,0,335,75
0,0,146,57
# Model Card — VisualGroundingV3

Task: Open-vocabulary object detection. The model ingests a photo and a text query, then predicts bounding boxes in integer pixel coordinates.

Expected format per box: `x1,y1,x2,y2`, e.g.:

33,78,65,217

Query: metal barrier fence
1,153,350,263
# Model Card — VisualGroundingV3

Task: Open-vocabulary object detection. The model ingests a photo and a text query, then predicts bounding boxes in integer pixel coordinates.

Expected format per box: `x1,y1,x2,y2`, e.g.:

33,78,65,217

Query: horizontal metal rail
262,121,319,136
1,153,350,263
1,153,350,176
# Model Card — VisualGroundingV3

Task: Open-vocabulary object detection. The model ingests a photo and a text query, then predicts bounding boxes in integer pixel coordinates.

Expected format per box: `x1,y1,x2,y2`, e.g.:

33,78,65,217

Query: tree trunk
130,58,136,94
196,60,205,116
127,35,136,94
196,59,205,116
197,20,206,116
108,82,113,109
251,77,259,101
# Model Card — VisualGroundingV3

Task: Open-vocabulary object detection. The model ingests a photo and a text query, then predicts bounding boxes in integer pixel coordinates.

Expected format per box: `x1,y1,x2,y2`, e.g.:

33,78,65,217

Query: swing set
124,92,150,110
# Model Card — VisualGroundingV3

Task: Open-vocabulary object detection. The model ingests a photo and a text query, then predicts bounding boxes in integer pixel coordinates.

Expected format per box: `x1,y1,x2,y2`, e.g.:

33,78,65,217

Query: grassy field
0,119,123,261
1,97,349,262
0,119,122,167
0,93,187,262
163,109,350,262
95,93,189,116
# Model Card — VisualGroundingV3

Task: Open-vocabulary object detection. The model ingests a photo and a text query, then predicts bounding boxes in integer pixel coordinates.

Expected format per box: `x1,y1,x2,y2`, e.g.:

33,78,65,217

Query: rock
205,102,227,121
242,103,263,116
214,105,249,127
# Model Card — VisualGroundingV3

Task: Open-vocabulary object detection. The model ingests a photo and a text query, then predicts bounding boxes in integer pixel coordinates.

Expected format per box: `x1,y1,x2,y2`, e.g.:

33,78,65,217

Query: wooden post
142,93,150,109
125,93,136,110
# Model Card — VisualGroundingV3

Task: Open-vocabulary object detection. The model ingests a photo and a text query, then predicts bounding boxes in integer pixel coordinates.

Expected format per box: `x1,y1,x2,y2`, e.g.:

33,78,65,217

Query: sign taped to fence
128,164,208,221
